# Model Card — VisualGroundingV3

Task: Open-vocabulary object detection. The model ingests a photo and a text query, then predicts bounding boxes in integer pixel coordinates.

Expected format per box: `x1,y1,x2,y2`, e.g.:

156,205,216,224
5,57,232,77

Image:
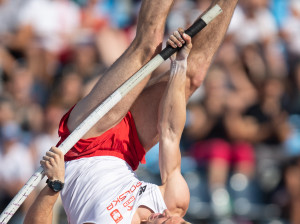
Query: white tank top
61,156,167,224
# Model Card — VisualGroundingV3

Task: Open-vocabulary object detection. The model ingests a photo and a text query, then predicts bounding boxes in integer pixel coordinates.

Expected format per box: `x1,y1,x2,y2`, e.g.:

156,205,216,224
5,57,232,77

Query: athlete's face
146,209,185,224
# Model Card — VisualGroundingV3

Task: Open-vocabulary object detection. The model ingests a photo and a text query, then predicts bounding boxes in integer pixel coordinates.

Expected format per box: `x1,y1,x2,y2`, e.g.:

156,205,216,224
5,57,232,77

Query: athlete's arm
24,147,65,224
158,29,192,216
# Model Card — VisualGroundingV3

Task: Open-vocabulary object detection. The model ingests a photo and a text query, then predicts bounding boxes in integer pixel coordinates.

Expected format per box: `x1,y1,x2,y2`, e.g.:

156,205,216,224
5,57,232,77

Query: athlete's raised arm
24,147,65,224
158,29,192,217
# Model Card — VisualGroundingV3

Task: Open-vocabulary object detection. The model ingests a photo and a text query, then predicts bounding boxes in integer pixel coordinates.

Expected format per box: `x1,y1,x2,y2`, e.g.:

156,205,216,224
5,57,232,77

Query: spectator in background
240,43,269,87
95,21,131,67
281,61,300,224
0,46,17,91
285,62,300,115
67,39,105,82
270,0,290,27
93,0,135,66
4,64,45,139
283,158,300,224
281,0,300,66
52,69,83,109
16,0,80,82
30,102,66,169
97,0,133,29
0,0,27,47
232,0,278,46
184,57,257,217
76,0,110,69
238,76,291,201
18,0,80,54
0,97,34,223
80,0,108,34
231,0,286,77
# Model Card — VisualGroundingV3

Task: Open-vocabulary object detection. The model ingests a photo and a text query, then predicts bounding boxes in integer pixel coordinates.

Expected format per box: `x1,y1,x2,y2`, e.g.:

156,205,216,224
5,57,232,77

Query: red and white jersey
61,156,167,224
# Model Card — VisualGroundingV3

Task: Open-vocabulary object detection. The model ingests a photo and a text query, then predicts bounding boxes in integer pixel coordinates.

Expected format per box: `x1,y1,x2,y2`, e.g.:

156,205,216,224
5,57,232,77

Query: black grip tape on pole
160,18,207,60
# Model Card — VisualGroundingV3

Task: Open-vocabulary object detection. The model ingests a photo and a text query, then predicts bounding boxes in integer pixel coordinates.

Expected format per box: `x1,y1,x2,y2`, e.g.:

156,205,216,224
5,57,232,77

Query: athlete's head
145,209,191,224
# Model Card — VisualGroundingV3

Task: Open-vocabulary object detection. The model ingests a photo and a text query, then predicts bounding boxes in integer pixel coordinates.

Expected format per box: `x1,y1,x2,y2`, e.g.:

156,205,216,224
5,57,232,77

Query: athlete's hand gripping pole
0,5,222,223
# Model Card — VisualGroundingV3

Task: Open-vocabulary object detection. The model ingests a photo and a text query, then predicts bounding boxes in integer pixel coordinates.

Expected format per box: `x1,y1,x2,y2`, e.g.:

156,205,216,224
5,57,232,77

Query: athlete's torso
61,156,167,224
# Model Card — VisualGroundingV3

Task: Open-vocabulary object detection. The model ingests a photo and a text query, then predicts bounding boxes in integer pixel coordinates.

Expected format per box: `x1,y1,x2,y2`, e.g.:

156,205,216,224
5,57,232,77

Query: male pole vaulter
25,29,193,224
24,0,239,223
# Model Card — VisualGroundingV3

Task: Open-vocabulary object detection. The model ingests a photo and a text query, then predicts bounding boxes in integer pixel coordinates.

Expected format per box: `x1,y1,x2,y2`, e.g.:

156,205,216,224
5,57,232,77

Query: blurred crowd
0,0,300,223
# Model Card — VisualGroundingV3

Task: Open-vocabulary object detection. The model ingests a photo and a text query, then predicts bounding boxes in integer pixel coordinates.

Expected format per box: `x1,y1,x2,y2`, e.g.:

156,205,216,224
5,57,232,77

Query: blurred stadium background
0,0,300,223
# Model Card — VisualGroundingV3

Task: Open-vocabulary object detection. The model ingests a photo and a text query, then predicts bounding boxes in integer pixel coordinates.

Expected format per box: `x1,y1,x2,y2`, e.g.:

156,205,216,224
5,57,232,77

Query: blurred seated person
183,64,256,216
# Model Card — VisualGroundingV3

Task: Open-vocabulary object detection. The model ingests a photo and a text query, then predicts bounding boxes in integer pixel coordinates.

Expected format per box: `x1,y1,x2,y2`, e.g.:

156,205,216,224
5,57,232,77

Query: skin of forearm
159,140,182,184
158,60,187,183
159,60,187,140
24,186,59,224
158,59,191,212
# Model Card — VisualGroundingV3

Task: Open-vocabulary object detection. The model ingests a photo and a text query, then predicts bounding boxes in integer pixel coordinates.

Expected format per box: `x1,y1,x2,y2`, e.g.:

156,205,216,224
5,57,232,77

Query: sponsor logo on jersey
123,195,135,211
138,185,147,196
107,182,142,211
110,209,123,223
